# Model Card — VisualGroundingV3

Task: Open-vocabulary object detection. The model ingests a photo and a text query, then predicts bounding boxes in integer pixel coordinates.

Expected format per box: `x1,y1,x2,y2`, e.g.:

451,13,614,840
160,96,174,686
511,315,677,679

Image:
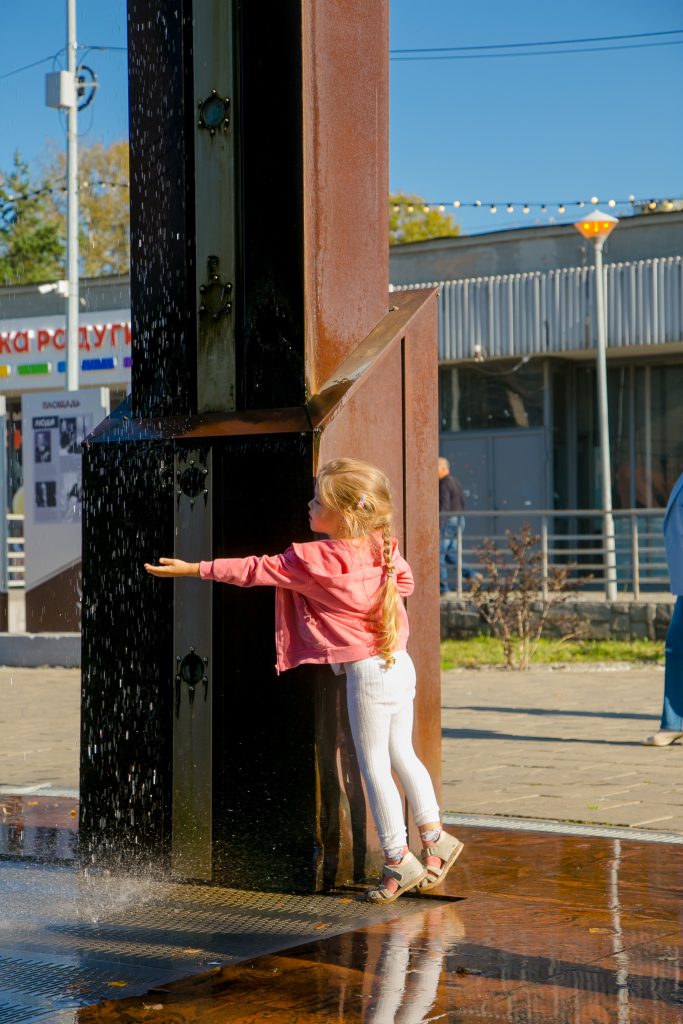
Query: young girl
144,457,463,903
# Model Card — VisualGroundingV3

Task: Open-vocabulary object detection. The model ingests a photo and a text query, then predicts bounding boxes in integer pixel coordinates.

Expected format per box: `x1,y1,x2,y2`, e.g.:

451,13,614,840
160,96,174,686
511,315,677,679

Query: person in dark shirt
439,457,466,593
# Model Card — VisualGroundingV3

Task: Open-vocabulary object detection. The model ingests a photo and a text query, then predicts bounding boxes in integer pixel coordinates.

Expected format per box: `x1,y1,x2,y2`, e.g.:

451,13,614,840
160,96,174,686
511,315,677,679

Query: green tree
45,140,130,276
0,153,64,285
390,192,460,245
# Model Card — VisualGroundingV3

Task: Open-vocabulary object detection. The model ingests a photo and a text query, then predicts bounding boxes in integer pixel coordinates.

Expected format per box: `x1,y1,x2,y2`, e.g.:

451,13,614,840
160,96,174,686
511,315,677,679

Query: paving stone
2,663,682,837
441,664,683,835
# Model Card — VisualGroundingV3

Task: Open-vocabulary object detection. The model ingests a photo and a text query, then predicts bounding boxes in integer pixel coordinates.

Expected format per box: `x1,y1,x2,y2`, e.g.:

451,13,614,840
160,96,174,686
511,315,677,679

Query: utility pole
65,0,80,391
45,1,80,391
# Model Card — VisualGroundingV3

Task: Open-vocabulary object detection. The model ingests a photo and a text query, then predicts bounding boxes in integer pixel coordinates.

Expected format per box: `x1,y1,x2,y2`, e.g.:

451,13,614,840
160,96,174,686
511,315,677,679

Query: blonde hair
316,458,402,667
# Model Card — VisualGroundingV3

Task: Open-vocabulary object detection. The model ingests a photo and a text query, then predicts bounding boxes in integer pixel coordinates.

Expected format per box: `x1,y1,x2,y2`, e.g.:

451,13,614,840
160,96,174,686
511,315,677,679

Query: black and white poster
22,389,110,591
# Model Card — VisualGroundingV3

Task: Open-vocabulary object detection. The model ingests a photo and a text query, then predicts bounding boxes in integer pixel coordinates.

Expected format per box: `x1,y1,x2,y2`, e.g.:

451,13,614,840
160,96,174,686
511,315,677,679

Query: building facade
391,213,683,526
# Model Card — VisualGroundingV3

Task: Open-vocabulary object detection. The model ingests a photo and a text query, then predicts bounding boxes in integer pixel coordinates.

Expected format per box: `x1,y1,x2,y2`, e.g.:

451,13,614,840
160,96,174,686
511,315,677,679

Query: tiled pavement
440,664,683,833
2,664,681,833
1,669,80,792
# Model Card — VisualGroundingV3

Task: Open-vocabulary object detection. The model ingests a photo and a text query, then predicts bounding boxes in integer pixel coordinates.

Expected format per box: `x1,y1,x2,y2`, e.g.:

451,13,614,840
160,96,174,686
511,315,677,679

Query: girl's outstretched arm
144,558,200,578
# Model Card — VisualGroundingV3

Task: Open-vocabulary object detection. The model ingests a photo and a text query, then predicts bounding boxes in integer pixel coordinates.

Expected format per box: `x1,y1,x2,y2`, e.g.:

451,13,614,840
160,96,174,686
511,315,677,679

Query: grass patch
441,636,665,670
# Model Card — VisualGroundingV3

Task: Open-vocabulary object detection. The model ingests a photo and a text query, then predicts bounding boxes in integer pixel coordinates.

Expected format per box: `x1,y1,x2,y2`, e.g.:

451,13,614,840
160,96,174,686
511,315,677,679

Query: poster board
22,389,110,591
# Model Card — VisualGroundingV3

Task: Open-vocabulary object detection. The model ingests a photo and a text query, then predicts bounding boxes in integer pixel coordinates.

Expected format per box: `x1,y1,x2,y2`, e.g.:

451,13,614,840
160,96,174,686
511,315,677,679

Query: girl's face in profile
308,484,342,538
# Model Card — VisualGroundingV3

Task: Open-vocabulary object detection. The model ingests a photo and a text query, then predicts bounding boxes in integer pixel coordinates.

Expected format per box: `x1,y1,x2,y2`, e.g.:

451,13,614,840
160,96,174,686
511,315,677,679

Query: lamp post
575,209,619,600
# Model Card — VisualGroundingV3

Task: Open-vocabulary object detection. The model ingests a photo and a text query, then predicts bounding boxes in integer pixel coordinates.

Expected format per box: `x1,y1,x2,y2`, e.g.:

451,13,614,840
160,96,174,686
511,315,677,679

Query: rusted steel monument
81,0,440,891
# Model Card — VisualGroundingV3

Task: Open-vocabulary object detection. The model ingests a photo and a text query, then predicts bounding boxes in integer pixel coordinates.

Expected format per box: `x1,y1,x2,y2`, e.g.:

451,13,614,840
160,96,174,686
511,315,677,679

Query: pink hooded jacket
199,537,414,674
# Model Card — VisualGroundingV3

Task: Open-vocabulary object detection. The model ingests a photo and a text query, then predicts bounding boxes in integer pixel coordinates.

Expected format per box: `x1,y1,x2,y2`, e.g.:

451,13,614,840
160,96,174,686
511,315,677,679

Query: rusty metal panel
312,290,441,886
302,0,390,394
315,345,405,537
402,294,442,822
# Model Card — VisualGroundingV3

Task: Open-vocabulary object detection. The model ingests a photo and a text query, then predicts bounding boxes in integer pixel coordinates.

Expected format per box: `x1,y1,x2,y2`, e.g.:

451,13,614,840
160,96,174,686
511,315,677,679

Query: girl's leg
386,653,440,826
345,658,409,857
387,653,463,886
661,596,683,731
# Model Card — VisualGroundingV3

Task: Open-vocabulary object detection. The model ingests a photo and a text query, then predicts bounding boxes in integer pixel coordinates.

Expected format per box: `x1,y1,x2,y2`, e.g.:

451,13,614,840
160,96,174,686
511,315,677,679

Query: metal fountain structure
81,0,440,891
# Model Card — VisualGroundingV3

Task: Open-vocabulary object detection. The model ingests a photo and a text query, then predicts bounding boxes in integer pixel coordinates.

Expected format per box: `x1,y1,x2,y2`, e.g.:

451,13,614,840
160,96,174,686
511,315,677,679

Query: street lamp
574,209,619,600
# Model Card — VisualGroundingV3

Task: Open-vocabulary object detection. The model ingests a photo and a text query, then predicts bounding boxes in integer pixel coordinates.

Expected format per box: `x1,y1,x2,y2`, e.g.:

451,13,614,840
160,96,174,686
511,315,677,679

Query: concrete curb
0,633,80,668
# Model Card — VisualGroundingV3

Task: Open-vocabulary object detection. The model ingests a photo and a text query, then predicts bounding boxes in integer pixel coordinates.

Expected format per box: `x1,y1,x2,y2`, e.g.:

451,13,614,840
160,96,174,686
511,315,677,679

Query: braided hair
316,458,402,667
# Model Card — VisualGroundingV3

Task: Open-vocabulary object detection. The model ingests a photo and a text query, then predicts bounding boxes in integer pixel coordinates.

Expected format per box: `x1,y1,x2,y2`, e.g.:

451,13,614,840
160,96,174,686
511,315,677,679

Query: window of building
553,361,683,512
439,362,544,432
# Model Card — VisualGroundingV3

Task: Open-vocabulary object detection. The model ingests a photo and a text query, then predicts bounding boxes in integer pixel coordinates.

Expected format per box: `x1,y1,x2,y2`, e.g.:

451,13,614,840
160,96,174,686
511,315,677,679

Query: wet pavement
2,667,682,1021
1,798,682,1023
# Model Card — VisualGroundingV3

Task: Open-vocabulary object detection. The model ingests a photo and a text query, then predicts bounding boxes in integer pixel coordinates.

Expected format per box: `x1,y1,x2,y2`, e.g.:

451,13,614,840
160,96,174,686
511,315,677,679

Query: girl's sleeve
199,546,311,592
394,551,415,597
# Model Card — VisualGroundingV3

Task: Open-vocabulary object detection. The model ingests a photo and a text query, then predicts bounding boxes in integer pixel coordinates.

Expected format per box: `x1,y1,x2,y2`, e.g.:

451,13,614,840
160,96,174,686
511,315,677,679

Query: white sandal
642,730,683,747
419,831,464,892
366,851,428,905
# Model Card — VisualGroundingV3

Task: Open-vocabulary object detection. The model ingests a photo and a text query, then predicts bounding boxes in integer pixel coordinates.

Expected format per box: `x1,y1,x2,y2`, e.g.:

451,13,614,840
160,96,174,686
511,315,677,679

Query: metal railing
440,508,668,599
6,513,25,589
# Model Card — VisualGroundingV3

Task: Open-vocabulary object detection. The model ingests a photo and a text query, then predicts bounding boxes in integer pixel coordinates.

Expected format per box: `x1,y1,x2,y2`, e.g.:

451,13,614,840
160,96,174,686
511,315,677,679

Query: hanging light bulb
506,204,514,213
474,199,482,207
453,200,461,208
628,194,635,204
407,205,414,213
541,205,547,213
648,200,657,210
423,205,430,213
608,199,616,208
665,200,675,210
591,196,599,205
523,204,530,214
438,204,445,212
490,205,497,213
578,200,585,208
558,204,565,213
393,205,400,213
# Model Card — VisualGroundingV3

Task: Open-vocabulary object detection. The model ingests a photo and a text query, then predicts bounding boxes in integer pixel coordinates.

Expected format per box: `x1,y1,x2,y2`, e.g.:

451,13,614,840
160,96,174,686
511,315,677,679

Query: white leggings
344,650,440,854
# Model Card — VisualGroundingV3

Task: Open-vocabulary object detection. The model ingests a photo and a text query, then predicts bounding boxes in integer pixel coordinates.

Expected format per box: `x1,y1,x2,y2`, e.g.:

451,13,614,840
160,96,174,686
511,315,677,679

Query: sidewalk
440,664,683,833
1,664,681,832
0,668,80,791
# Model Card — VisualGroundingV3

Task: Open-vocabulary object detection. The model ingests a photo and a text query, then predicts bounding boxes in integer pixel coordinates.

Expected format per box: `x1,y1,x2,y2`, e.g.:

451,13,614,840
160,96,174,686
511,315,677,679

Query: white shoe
641,730,683,747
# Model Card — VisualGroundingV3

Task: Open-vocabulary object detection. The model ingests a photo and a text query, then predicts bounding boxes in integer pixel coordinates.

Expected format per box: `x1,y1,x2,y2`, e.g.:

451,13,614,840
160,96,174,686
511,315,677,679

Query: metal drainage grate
0,953,172,1022
0,1002,48,1024
443,811,683,844
0,860,422,1023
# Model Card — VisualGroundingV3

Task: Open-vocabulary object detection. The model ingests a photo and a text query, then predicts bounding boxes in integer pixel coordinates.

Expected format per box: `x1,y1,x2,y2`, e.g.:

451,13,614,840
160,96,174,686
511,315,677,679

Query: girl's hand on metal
143,558,200,578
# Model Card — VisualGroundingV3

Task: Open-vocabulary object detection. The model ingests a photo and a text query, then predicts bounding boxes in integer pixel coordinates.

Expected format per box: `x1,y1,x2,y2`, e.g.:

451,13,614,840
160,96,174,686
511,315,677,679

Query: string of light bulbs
2,182,680,220
391,196,682,215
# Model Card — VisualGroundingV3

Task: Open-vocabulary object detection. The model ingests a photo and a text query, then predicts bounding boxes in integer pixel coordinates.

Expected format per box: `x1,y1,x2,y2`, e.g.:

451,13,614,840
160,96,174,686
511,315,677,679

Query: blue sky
1,1,681,235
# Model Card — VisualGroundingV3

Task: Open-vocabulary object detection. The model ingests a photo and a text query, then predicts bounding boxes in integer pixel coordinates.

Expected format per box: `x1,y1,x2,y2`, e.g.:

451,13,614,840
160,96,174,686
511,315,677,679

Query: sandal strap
421,831,461,862
382,852,425,888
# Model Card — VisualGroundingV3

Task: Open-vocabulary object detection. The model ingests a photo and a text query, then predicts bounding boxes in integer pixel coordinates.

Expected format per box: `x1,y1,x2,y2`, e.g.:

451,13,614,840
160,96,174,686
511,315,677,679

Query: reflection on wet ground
2,801,682,1023
0,793,78,862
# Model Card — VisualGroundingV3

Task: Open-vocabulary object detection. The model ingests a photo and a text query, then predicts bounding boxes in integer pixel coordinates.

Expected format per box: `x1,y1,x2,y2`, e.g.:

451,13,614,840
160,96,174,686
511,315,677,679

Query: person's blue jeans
661,595,683,731
440,516,469,593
